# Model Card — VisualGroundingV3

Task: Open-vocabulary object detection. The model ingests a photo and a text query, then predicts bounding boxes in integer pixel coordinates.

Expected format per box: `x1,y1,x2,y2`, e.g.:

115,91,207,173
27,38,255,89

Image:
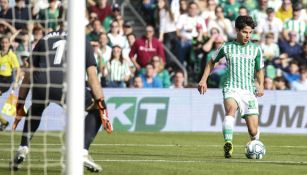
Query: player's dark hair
235,16,256,30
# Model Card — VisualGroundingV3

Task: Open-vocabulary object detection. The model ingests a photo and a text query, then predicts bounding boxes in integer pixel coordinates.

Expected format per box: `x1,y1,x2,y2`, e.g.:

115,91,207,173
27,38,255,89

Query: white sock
83,149,88,156
222,115,235,142
251,129,260,140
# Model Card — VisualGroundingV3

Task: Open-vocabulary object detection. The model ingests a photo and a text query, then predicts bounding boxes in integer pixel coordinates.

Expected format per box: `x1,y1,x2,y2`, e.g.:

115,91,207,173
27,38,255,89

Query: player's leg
241,93,260,140
245,115,259,140
83,110,102,172
10,102,46,171
223,98,238,158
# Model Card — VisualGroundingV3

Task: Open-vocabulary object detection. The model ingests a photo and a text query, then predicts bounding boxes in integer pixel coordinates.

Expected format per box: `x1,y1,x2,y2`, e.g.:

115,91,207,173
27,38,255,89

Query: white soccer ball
245,140,266,159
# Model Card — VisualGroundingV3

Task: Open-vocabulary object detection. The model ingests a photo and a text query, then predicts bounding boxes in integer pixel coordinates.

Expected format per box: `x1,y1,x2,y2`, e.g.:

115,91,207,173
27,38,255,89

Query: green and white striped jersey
283,18,306,43
212,41,264,93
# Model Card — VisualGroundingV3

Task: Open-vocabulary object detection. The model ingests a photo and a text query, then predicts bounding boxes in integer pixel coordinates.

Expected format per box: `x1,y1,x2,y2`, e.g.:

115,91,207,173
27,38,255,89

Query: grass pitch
0,132,306,175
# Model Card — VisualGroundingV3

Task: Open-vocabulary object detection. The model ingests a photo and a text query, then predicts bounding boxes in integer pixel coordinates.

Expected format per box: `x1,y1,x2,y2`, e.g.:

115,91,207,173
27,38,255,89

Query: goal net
0,0,85,174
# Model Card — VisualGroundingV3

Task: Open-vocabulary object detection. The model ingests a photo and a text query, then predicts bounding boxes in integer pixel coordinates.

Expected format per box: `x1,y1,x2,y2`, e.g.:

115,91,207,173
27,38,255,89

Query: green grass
0,132,306,175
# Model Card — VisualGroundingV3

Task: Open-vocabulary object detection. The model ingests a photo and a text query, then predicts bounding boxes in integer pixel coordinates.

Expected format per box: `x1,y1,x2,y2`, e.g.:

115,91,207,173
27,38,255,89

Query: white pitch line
0,143,307,148
0,159,306,165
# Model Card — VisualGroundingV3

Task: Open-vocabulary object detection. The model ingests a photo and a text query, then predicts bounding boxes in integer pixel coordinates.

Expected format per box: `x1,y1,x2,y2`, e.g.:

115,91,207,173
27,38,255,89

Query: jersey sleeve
255,46,264,71
211,44,225,64
85,40,97,69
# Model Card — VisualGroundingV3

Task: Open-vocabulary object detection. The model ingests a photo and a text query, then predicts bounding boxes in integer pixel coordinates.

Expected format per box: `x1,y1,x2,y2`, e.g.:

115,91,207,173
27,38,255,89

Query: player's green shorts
223,88,259,118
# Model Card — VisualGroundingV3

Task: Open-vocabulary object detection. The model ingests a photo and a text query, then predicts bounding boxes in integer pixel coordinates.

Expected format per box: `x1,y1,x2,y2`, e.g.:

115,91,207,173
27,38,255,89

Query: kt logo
107,97,169,131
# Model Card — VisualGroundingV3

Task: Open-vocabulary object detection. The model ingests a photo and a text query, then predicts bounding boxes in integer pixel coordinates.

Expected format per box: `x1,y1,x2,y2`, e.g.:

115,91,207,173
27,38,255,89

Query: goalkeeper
10,31,112,173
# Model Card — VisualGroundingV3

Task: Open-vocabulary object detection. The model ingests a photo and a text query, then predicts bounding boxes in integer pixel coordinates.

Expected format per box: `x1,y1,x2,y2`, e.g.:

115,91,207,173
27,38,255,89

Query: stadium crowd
0,0,306,90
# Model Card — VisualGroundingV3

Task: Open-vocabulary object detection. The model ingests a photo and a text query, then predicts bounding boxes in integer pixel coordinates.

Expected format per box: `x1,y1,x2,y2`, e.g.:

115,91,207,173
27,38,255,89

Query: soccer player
9,31,112,172
198,16,264,158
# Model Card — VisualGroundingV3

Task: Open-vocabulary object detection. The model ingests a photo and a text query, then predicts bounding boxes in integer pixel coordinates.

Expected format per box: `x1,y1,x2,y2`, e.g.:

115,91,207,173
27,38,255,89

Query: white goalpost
66,0,85,174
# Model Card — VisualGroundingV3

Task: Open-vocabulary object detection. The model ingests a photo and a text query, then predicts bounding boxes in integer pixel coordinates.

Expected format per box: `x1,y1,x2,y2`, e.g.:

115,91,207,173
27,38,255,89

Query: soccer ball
245,140,266,159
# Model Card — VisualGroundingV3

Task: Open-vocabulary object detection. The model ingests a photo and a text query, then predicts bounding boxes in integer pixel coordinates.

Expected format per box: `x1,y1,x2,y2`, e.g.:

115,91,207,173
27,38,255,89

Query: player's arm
255,46,264,97
86,66,103,100
198,59,215,94
198,44,225,94
86,41,112,133
255,69,264,97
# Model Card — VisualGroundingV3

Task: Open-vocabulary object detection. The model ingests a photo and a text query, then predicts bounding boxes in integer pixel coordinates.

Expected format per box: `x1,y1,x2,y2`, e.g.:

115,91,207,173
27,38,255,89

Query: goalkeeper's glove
96,98,113,134
12,102,27,131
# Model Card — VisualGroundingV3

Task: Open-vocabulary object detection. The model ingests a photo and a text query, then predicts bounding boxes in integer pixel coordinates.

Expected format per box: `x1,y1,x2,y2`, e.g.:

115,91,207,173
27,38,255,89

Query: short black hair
235,16,256,30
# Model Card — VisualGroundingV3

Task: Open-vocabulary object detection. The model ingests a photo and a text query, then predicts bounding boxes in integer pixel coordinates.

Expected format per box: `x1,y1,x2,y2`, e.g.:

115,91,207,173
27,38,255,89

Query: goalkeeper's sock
84,110,101,150
83,149,89,156
223,115,235,142
250,129,260,140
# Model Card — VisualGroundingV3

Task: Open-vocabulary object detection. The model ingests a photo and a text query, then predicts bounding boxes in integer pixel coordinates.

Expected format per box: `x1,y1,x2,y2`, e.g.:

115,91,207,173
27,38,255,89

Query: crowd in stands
0,0,306,90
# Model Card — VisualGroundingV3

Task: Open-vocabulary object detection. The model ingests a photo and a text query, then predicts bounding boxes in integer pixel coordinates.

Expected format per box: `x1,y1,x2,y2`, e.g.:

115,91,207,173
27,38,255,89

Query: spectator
238,6,249,16
87,0,112,23
201,0,217,23
169,71,185,88
0,20,17,39
268,0,282,11
291,66,307,91
156,0,177,54
279,31,303,60
16,31,31,54
170,0,180,21
107,20,127,48
122,33,136,76
296,41,307,66
0,0,12,21
103,45,131,88
123,20,134,36
129,24,165,71
12,0,31,30
131,76,143,88
282,3,305,44
37,0,61,32
272,53,290,75
31,25,44,49
207,5,234,40
250,0,268,25
140,63,163,88
257,7,283,43
203,34,227,88
261,33,280,61
32,0,50,18
222,0,241,21
176,1,207,64
86,19,105,42
264,77,275,90
273,76,289,90
97,32,112,62
283,60,300,84
115,14,124,35
97,32,112,86
151,55,171,88
179,0,188,15
122,33,136,60
103,3,121,32
140,0,156,27
275,0,292,22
